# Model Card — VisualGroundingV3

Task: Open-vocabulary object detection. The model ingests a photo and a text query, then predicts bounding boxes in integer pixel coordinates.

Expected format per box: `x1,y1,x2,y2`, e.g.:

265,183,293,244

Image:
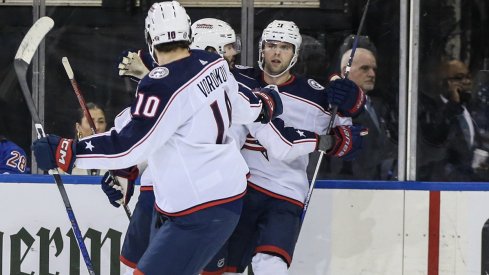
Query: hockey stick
62,56,132,220
328,0,370,134
300,0,371,227
14,17,96,275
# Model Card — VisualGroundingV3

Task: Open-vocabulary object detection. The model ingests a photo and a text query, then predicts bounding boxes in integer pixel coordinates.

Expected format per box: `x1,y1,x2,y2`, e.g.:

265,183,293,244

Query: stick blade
14,16,54,64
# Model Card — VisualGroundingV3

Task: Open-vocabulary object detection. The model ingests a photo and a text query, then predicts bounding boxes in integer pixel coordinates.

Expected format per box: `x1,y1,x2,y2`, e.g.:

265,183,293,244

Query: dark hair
76,102,105,124
154,41,190,53
204,46,218,53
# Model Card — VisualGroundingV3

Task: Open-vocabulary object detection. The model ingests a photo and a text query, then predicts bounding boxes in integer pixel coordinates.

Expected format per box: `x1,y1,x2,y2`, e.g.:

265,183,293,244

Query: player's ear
341,66,347,78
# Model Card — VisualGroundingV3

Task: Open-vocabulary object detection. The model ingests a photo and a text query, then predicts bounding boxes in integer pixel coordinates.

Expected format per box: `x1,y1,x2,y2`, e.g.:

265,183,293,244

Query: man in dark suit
418,59,489,181
309,47,398,180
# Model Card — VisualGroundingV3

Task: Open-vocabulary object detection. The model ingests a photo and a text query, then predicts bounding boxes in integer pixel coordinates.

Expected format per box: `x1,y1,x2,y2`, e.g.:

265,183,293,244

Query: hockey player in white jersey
119,18,322,158
190,18,328,159
100,18,317,275
202,20,368,275
99,17,289,275
31,2,283,275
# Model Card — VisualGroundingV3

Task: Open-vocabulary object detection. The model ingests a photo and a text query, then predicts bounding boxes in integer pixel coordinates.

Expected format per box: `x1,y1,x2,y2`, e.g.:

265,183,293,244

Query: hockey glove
253,86,283,124
326,74,366,117
101,166,138,208
327,125,368,161
31,135,76,173
117,50,155,82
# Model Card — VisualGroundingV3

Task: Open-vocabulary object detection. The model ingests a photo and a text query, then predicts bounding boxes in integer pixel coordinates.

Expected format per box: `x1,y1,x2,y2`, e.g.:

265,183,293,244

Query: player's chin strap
146,31,158,64
263,68,288,79
148,43,157,64
260,54,298,79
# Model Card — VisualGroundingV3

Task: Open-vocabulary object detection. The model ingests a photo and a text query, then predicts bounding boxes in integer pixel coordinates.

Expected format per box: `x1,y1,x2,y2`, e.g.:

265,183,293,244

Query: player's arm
75,86,186,169
32,83,184,172
247,118,318,160
225,67,282,125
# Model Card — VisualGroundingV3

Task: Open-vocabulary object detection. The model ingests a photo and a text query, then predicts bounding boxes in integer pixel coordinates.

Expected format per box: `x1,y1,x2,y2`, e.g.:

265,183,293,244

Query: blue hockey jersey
0,140,28,174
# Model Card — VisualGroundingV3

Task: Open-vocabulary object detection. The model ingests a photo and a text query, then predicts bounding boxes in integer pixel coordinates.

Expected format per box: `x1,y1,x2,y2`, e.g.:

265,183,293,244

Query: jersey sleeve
113,106,132,131
247,118,318,160
331,112,353,129
74,78,192,170
224,67,262,125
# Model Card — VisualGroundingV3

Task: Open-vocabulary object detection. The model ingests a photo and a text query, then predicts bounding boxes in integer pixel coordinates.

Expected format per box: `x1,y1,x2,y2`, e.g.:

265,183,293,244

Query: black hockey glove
101,166,138,208
326,125,368,161
116,49,155,82
326,74,366,117
31,135,76,174
253,87,283,124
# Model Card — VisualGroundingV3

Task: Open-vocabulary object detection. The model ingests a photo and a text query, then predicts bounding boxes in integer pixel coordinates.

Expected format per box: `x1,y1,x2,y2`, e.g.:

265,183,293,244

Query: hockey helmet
258,20,302,77
144,1,191,57
190,18,241,56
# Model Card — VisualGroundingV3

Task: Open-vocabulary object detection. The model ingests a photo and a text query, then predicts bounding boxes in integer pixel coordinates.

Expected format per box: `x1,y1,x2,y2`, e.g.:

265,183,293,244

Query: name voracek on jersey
197,64,228,97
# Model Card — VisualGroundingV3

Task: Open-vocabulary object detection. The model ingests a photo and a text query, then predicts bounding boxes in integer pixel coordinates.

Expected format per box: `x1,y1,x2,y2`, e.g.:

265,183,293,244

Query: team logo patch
149,67,169,79
308,79,325,90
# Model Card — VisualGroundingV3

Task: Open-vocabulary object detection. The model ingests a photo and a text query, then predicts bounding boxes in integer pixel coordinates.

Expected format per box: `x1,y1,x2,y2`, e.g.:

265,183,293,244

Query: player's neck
155,48,190,66
263,70,292,85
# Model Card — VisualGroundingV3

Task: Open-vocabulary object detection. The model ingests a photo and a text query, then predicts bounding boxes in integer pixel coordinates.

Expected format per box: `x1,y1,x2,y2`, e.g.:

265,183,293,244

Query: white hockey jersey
242,73,352,206
74,50,261,215
229,66,319,159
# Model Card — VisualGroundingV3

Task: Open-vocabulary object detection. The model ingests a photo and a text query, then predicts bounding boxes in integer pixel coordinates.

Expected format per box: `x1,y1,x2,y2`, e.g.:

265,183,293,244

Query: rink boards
1,175,489,275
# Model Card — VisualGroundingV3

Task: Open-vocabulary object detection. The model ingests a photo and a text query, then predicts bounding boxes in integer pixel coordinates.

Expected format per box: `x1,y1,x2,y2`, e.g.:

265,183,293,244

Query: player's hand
101,166,138,208
326,74,366,117
326,125,368,161
117,50,154,82
253,86,283,124
31,135,76,173
443,80,462,102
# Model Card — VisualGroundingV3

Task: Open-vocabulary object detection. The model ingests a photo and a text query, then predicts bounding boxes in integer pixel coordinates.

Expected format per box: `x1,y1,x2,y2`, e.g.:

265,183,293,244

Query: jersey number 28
7,151,26,173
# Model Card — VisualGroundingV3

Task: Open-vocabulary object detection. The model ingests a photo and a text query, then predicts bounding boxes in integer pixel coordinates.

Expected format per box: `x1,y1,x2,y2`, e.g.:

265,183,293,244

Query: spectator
75,102,107,140
418,59,489,181
71,102,108,175
0,136,29,174
310,46,398,180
